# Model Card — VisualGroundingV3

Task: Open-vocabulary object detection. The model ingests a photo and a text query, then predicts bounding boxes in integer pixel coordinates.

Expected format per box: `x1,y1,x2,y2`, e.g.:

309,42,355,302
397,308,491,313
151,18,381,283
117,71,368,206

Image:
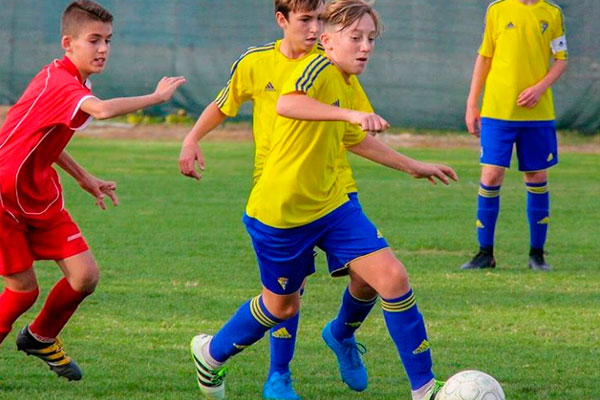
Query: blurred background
1,0,598,133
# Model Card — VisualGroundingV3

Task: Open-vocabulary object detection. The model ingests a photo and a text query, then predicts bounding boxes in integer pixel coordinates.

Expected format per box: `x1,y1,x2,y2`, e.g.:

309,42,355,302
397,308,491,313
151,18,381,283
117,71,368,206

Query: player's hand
78,175,118,210
517,85,544,109
408,161,459,186
348,111,390,133
179,138,204,181
154,76,187,103
465,105,481,137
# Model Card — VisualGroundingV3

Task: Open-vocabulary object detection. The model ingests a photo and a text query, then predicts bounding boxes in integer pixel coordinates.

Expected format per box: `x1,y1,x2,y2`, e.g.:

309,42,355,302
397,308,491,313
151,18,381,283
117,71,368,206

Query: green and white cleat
190,334,227,400
424,380,445,400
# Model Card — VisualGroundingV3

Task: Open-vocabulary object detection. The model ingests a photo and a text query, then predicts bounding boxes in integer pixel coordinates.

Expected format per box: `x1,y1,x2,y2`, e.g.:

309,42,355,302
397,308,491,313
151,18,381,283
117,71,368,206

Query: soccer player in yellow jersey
189,1,458,400
462,0,568,271
181,1,381,398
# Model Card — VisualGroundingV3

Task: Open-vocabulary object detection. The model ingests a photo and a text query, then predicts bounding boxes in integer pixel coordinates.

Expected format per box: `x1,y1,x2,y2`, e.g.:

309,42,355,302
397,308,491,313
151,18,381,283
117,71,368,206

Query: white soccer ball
437,370,505,400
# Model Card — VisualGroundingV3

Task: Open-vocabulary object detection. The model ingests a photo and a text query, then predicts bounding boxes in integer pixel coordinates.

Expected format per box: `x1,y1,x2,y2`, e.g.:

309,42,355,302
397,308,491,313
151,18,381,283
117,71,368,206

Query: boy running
461,0,568,271
0,0,184,380
180,1,379,398
189,1,457,399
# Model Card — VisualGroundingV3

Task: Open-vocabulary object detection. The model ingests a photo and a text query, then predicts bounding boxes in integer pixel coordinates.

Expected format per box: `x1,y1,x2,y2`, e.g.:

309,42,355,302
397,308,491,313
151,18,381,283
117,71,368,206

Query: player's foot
16,325,82,381
321,321,368,392
190,334,227,400
263,371,301,400
421,380,445,400
528,249,552,271
460,249,496,270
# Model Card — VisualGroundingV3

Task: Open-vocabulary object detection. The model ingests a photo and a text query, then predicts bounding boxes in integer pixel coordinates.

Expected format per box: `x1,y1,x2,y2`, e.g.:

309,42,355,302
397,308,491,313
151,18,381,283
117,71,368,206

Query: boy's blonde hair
321,0,382,36
62,0,113,37
274,0,325,19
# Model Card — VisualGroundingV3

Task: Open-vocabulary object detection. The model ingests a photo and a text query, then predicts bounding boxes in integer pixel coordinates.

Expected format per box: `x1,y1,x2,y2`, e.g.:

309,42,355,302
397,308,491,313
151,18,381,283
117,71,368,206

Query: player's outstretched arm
465,55,492,137
277,92,389,132
80,76,186,120
179,102,227,180
348,135,458,185
56,151,118,210
517,59,568,109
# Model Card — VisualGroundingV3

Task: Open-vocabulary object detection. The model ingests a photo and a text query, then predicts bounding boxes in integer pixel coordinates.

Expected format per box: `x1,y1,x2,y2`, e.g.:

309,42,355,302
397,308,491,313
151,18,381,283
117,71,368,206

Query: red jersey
0,56,95,221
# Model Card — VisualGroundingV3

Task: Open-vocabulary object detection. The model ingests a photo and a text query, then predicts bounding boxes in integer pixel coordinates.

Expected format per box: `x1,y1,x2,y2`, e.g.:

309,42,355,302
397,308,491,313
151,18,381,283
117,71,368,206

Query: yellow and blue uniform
215,40,372,189
244,54,388,294
479,0,566,171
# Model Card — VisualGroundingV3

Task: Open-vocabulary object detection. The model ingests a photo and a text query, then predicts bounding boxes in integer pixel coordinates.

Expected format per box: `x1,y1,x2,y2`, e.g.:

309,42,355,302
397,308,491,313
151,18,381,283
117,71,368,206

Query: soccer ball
437,370,505,400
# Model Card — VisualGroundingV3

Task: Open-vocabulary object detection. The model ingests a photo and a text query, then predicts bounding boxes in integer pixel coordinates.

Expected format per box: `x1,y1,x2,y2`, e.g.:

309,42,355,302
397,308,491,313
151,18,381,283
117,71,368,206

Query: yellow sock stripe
381,293,416,312
527,185,549,194
250,296,278,328
478,187,500,198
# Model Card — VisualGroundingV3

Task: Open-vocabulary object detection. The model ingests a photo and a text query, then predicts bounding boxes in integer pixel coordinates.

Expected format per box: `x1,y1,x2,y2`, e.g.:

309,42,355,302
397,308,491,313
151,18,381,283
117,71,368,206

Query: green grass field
1,137,598,399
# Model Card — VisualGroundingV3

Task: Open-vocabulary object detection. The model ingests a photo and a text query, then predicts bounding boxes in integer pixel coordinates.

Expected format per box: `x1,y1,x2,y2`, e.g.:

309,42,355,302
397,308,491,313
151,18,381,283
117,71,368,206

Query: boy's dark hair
61,0,113,36
274,0,324,19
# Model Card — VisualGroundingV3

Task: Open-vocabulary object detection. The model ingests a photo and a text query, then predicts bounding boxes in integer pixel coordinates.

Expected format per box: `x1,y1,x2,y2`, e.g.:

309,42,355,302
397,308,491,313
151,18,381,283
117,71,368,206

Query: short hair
320,0,382,37
274,0,325,19
61,0,113,37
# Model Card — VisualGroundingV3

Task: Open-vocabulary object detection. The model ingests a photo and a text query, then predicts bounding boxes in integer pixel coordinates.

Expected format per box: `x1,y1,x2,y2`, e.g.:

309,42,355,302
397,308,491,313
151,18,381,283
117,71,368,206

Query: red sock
29,278,91,340
0,287,39,344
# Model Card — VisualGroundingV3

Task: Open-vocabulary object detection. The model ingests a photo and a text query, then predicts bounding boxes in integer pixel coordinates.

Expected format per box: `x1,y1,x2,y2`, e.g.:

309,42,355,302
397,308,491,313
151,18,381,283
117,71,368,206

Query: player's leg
17,251,98,381
0,212,40,345
461,119,515,270
264,281,306,400
349,249,442,400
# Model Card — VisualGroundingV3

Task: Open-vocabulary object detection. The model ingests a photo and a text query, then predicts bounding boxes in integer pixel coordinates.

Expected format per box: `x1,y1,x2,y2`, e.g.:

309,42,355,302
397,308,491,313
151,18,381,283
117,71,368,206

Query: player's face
322,14,376,78
280,8,323,52
62,21,112,80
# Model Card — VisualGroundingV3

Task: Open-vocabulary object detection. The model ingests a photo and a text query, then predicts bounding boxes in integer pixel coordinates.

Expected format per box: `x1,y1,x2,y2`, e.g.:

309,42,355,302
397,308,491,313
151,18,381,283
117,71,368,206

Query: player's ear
320,31,331,50
61,35,72,52
275,11,288,29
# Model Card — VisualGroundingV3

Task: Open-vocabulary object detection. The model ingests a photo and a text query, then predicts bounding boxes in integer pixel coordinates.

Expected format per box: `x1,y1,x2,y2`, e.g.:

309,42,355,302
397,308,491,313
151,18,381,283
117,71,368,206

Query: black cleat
460,249,496,270
528,249,552,271
16,325,82,381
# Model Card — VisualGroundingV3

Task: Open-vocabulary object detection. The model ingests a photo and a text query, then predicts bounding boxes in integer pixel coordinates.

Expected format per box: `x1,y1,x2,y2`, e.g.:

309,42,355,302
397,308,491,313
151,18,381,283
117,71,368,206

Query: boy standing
180,1,380,398
0,0,184,380
462,0,568,270
190,1,457,399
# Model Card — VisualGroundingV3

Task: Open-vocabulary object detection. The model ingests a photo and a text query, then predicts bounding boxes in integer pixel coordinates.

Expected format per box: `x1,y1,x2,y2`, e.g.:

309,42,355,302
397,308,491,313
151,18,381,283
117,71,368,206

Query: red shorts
0,209,89,276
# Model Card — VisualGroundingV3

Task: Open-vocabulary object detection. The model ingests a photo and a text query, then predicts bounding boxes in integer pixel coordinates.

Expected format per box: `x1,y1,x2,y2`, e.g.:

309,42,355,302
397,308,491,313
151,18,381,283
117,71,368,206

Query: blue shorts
243,196,389,295
480,118,558,172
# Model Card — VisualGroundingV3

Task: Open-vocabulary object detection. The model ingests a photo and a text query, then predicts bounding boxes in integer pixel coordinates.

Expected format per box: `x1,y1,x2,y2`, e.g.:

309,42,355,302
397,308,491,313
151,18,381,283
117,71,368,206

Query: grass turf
0,137,598,399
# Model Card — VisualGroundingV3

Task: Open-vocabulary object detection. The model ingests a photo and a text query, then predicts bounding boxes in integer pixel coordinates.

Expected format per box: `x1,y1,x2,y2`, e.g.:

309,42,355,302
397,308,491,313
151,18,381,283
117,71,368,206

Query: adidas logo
277,277,288,290
332,99,340,107
271,328,292,339
412,340,431,355
265,82,276,92
233,343,249,350
537,217,550,225
547,153,554,162
506,22,515,29
376,229,383,239
540,21,549,33
476,220,485,229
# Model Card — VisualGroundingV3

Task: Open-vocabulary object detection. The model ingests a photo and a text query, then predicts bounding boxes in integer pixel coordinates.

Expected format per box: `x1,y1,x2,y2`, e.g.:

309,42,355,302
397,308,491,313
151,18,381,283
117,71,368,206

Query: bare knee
348,272,377,300
68,268,99,293
375,263,410,299
4,268,38,292
261,289,300,320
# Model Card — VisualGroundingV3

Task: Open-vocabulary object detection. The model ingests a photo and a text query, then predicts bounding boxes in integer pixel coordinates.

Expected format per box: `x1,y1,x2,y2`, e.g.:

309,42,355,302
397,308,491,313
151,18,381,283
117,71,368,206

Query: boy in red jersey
0,0,185,380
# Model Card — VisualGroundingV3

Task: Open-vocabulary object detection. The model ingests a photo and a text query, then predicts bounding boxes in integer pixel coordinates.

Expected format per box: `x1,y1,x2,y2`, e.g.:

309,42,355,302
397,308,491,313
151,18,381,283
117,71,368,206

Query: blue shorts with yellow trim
243,196,388,295
480,118,558,172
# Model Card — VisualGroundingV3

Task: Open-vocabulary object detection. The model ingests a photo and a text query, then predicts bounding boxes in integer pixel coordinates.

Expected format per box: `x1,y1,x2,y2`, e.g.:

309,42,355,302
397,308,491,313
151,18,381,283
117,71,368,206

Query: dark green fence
1,1,598,133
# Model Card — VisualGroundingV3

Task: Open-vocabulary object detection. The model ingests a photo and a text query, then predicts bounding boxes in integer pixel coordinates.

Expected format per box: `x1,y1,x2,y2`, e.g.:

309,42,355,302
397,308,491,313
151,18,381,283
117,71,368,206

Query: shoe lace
342,340,367,367
48,338,71,363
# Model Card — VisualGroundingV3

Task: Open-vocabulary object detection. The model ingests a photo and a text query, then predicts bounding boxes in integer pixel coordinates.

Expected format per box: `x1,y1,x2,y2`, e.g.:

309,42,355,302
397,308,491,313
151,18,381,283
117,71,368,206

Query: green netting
1,0,598,133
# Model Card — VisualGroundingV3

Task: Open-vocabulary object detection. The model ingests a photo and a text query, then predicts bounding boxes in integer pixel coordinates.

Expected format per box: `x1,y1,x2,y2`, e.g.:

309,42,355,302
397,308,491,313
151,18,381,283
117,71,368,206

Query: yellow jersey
246,54,367,228
479,0,567,121
215,40,372,190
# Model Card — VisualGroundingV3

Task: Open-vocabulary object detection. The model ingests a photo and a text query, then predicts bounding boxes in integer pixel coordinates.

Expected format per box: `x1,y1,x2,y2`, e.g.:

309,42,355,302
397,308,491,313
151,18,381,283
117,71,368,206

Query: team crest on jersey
265,82,276,92
540,20,549,33
506,21,515,29
277,277,289,290
332,99,340,107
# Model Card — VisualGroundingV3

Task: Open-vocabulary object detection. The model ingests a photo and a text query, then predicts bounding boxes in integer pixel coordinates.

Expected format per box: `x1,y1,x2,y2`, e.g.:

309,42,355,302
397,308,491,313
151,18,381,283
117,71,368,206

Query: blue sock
381,289,434,390
330,286,377,341
209,295,283,363
526,182,549,250
268,288,304,377
477,183,501,250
